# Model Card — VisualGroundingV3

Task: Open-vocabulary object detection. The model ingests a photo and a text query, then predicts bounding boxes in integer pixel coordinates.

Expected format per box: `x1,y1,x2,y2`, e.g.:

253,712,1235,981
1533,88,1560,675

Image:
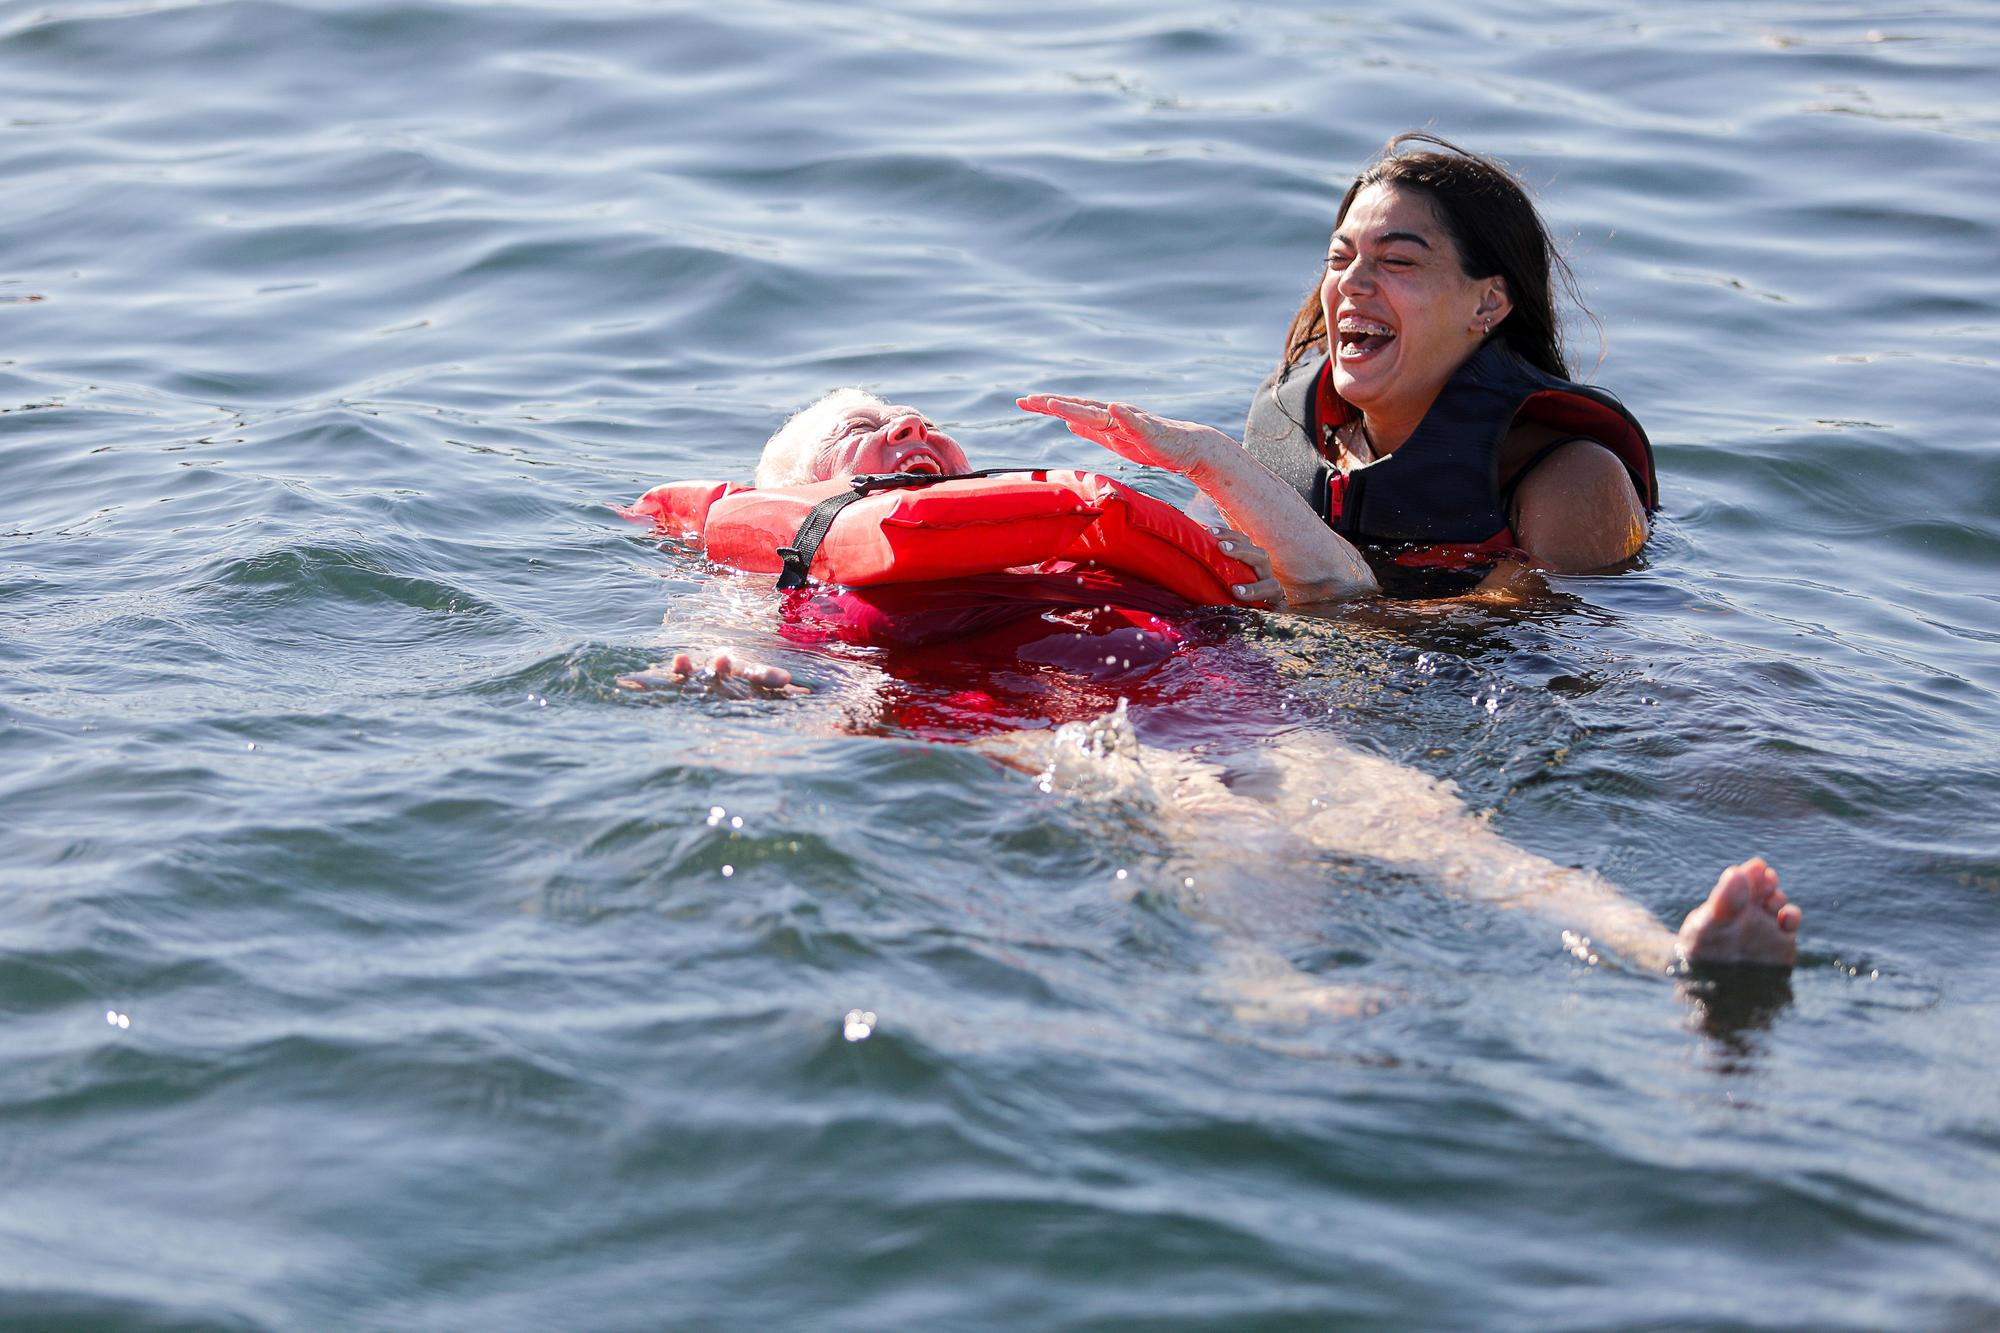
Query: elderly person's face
757,390,972,487
820,398,970,479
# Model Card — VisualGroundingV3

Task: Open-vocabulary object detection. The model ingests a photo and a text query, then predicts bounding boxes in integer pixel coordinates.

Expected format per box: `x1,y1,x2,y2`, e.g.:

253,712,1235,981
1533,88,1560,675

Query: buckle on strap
773,469,1035,590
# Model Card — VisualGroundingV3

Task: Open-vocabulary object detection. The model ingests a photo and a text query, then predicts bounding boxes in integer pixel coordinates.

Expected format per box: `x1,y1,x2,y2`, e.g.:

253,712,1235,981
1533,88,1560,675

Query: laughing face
816,398,970,480
1321,183,1511,444
755,388,973,488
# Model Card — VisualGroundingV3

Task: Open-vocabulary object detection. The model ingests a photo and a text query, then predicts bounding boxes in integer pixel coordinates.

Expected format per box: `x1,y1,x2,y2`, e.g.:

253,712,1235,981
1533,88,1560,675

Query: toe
1709,864,1753,922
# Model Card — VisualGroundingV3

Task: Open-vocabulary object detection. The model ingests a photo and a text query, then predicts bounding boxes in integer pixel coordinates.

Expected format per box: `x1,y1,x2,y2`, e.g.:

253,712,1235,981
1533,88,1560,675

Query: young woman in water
1020,132,1656,604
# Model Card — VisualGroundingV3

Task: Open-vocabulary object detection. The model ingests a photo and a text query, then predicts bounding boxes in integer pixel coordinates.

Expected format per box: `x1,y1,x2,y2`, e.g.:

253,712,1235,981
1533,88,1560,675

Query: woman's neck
1355,408,1422,456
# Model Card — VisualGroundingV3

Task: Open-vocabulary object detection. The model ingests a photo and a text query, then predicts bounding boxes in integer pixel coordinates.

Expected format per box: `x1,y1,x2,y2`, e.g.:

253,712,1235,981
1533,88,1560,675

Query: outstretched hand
617,650,808,699
1017,394,1236,478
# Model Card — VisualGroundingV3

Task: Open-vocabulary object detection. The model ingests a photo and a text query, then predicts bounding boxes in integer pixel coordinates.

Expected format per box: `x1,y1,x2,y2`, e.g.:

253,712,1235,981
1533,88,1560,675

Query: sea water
4,1,1998,1327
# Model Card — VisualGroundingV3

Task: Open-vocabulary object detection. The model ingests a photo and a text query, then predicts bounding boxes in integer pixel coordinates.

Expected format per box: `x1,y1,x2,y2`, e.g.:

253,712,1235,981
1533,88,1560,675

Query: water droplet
706,807,725,827
106,1010,130,1029
720,864,735,878
729,816,743,830
245,742,256,750
1115,868,1128,881
843,1009,877,1042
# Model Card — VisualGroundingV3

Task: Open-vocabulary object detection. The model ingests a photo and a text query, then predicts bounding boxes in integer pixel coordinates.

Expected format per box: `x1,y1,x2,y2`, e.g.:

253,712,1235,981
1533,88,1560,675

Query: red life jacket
620,469,1254,607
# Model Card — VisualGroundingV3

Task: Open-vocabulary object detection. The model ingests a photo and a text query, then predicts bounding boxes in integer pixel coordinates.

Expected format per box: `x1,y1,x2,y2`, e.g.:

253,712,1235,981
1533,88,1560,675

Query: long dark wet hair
1280,132,1590,381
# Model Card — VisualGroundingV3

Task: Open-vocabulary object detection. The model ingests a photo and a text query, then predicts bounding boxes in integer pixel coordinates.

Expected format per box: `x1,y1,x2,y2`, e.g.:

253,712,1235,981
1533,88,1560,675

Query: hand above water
1016,394,1237,480
1019,392,1379,604
617,650,808,698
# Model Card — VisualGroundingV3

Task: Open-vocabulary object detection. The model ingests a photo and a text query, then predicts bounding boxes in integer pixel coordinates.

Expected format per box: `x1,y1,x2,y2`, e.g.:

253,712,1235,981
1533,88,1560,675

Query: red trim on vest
1517,389,1658,510
1390,530,1527,570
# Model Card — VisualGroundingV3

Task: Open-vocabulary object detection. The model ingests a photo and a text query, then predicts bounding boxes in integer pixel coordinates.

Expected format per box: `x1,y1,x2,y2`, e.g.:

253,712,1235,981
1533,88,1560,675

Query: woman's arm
1019,394,1379,604
1508,438,1649,573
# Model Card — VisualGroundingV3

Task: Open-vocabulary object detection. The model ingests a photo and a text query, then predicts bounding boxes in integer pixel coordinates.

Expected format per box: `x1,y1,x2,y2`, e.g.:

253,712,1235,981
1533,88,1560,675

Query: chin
1329,366,1380,409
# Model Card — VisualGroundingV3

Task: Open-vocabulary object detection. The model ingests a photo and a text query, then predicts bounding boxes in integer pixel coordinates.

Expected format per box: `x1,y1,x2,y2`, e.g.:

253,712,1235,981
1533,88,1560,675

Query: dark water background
5,1,1998,1327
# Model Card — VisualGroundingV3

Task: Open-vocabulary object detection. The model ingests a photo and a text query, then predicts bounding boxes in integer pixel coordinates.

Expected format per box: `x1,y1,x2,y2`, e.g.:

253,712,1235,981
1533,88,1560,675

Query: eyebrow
1330,229,1434,250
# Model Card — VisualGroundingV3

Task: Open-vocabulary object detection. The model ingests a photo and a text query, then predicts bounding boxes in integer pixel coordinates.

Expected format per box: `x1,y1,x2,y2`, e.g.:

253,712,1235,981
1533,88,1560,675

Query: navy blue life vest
1243,340,1657,565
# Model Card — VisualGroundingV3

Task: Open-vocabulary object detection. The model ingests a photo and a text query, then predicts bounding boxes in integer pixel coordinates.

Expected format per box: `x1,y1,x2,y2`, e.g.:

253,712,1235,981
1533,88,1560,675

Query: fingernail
1219,541,1234,552
1233,585,1247,596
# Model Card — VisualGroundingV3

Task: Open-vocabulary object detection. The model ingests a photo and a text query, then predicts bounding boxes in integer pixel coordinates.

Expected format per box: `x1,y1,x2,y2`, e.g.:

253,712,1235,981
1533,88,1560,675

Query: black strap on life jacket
773,468,1035,590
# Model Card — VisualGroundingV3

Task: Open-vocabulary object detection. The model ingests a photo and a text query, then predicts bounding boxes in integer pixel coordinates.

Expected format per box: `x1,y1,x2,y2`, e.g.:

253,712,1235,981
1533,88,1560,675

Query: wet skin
813,401,971,479
622,390,1806,971
1323,182,1511,452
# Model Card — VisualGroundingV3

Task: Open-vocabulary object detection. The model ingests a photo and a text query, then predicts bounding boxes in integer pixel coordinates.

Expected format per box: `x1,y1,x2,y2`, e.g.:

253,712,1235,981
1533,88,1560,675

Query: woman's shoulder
1503,429,1649,572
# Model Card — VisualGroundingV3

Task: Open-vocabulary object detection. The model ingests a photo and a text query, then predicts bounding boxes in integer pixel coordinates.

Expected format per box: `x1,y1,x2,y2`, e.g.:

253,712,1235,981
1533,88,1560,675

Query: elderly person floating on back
618,386,1802,973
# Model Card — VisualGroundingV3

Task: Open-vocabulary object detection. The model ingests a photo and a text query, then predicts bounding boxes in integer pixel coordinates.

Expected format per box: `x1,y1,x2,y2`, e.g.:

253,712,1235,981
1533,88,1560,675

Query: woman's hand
1021,392,1379,604
1211,525,1284,606
1017,394,1235,479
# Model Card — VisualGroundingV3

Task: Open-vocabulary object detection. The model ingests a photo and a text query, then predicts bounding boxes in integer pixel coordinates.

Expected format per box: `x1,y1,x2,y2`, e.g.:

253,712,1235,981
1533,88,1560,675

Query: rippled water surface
6,1,1999,1327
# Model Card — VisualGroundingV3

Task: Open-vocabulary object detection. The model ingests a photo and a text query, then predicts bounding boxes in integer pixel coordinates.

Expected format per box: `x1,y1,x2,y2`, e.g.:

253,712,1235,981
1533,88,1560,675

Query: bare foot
617,650,807,698
1677,858,1801,968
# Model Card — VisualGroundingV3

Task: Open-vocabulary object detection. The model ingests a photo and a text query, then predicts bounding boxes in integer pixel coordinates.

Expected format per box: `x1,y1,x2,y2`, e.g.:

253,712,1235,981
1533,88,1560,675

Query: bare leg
1263,735,1802,973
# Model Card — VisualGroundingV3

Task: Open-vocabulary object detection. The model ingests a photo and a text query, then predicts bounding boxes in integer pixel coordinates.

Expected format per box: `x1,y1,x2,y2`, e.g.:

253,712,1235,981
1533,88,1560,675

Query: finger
1018,394,1111,423
668,651,697,677
1231,578,1284,606
741,662,795,690
1106,402,1152,432
616,666,679,691
1214,538,1273,577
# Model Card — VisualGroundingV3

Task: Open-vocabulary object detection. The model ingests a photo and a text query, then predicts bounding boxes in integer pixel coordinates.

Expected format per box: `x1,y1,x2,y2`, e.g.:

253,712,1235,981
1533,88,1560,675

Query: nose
1334,258,1373,298
883,413,928,445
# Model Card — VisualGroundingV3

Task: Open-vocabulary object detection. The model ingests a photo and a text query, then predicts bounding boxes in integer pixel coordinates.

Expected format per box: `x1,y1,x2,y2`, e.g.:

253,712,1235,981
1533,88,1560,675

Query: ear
1473,275,1513,332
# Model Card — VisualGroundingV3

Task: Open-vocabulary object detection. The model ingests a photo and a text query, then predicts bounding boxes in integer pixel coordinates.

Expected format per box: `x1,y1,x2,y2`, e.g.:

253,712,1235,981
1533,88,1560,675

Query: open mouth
896,449,944,474
1336,318,1396,361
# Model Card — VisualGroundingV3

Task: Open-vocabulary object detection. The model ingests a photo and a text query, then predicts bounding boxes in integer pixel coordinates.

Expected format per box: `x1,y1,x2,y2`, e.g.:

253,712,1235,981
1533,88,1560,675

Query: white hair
753,388,889,488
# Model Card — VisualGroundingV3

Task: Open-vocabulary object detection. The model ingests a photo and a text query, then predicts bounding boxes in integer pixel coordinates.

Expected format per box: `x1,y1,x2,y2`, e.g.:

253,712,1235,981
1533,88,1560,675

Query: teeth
1338,320,1394,336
